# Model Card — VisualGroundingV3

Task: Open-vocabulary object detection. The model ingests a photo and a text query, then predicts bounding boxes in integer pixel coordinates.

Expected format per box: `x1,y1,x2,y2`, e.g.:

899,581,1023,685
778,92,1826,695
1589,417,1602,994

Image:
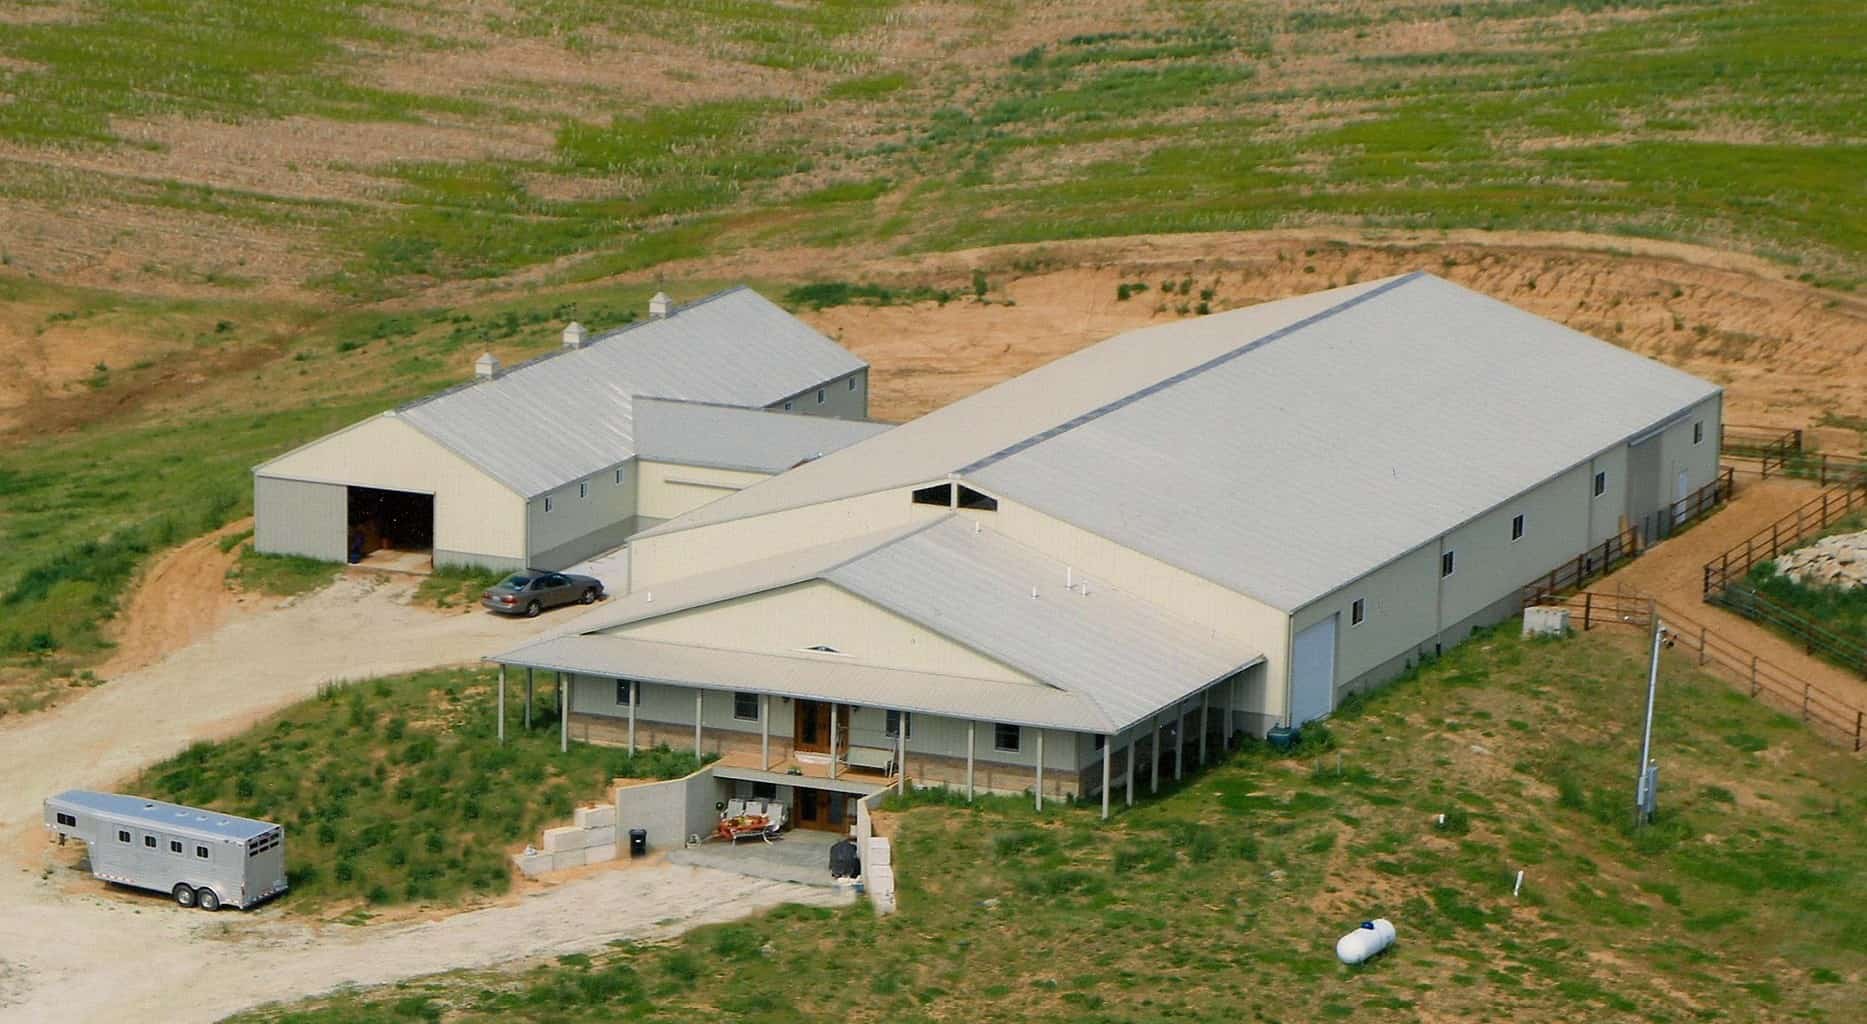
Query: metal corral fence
1520,467,1735,606
1702,483,1867,596
1538,590,1865,751
1709,585,1867,679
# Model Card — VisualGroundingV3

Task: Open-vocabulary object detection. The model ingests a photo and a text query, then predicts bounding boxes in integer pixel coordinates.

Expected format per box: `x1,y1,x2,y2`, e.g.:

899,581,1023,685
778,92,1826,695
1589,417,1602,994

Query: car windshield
499,574,535,589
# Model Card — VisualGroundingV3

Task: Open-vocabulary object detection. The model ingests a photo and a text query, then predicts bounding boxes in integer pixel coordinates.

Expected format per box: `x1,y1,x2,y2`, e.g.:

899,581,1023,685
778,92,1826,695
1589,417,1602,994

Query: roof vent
649,291,673,319
474,352,500,380
562,321,587,349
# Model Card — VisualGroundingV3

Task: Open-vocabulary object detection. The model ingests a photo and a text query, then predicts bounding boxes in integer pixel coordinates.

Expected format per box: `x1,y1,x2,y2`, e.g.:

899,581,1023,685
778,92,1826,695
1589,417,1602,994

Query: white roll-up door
1289,614,1338,725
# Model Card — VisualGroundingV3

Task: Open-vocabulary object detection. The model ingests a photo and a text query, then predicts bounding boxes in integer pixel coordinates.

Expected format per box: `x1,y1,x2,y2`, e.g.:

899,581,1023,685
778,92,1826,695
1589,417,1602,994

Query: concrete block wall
512,799,629,878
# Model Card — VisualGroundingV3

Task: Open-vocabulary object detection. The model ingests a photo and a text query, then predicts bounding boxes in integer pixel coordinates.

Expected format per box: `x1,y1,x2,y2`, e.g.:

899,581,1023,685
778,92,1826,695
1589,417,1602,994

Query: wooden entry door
795,788,855,831
793,700,847,754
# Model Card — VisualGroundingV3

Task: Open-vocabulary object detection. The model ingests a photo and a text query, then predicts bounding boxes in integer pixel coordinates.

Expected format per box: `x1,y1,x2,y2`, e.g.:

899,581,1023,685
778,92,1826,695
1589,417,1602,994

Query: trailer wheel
195,887,221,912
173,883,196,908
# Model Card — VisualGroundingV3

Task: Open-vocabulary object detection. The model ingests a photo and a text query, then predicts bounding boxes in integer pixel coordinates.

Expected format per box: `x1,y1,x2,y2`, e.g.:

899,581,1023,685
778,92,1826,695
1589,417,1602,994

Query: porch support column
1229,674,1240,751
497,665,506,745
626,682,637,755
1100,734,1112,821
1150,714,1161,795
1124,726,1135,808
524,668,533,730
693,690,702,758
965,721,976,802
829,703,839,780
760,694,770,769
1035,730,1045,811
896,713,908,795
1174,702,1185,782
1199,689,1210,766
559,672,568,753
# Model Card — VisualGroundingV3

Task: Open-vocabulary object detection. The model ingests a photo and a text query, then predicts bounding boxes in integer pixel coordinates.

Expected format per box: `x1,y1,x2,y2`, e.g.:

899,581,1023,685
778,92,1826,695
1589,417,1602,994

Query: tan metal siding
630,489,914,586
636,461,771,522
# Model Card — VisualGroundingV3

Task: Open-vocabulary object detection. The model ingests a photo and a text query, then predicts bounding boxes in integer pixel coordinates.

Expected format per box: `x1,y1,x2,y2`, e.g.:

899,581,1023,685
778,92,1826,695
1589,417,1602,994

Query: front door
1672,469,1691,526
793,700,848,754
795,788,854,831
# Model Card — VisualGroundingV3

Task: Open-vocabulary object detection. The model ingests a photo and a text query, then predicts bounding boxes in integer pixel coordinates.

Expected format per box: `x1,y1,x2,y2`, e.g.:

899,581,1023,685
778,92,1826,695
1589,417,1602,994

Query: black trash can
628,828,647,858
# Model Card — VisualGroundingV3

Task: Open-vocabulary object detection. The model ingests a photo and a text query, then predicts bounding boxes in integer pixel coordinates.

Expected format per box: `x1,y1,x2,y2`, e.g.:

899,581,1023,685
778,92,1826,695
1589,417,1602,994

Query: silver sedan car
482,571,604,617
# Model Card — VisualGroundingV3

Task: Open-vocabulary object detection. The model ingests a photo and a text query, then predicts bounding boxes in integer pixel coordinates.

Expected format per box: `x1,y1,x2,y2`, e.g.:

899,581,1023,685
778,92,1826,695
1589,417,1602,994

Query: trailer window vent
56,812,75,827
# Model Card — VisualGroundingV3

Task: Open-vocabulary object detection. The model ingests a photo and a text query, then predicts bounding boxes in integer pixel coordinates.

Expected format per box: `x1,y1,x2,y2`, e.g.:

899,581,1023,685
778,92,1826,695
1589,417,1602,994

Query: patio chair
725,798,746,818
763,802,788,838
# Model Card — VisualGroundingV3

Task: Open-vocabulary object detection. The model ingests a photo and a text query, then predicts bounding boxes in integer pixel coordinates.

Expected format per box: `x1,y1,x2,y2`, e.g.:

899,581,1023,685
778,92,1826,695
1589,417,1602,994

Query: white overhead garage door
1289,615,1337,726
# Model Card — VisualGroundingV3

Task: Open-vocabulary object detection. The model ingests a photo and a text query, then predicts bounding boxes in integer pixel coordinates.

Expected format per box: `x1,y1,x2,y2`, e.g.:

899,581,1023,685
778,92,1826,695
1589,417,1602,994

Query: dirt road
0,574,805,1021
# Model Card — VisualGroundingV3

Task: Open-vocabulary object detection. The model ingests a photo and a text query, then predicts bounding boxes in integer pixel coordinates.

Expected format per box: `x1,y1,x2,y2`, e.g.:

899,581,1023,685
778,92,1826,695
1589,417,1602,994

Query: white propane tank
1335,919,1396,965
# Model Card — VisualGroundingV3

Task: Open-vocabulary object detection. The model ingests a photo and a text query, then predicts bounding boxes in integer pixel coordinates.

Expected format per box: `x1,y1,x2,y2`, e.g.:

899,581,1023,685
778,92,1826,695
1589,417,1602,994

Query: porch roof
491,633,1121,733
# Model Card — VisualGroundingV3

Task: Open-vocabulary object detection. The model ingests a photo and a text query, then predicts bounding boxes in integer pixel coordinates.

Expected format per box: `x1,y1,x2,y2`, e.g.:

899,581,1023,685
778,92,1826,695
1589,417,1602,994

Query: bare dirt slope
99,518,255,678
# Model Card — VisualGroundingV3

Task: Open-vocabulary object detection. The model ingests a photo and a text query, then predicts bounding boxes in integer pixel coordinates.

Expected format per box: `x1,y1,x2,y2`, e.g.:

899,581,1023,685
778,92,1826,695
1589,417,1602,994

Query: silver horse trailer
44,790,286,911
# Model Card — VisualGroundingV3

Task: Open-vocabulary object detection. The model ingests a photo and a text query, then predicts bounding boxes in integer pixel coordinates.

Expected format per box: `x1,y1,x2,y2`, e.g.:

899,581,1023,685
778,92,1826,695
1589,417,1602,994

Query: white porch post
1035,730,1045,811
1174,702,1185,782
1229,674,1240,750
829,703,839,780
626,681,637,755
760,694,771,769
559,672,568,753
965,720,976,802
1100,734,1111,820
524,668,533,730
1150,714,1161,795
497,665,505,745
1124,726,1135,808
896,712,907,795
693,690,702,758
1199,689,1210,766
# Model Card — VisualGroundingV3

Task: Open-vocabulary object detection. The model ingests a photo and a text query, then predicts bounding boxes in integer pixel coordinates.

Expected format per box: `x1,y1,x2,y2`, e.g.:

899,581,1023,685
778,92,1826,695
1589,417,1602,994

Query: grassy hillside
0,0,1861,299
127,666,706,915
232,626,1865,1022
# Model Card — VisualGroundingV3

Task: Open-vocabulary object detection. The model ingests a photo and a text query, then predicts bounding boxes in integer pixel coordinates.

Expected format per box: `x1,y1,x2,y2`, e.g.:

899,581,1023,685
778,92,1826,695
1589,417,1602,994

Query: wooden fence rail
1702,483,1867,595
1541,590,1864,751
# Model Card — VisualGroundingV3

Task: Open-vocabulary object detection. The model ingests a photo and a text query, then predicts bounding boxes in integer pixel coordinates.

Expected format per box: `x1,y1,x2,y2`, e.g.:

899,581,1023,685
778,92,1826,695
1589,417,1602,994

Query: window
994,723,1021,752
143,835,157,849
1094,734,1105,750
1593,471,1606,497
848,377,857,391
817,388,826,404
1351,598,1365,626
117,829,131,844
956,485,998,511
170,840,183,854
544,496,554,513
1511,514,1525,541
578,481,587,499
1693,421,1704,445
1441,550,1456,578
195,845,209,860
56,812,75,827
783,400,793,411
751,781,777,799
885,710,912,739
733,692,760,721
615,679,635,706
911,483,952,507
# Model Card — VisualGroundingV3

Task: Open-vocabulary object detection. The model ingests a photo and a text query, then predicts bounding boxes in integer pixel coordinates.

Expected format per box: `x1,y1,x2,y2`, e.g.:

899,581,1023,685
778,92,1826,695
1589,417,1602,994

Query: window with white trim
615,679,635,706
994,723,1021,752
783,400,793,411
1693,421,1704,445
56,812,75,827
143,834,157,848
117,829,130,844
1593,471,1606,497
1441,550,1456,578
1350,598,1365,626
170,840,183,854
848,377,857,391
733,692,759,721
885,709,911,739
578,481,587,499
817,388,826,404
544,496,554,512
195,845,209,860
616,467,625,484
1511,514,1525,541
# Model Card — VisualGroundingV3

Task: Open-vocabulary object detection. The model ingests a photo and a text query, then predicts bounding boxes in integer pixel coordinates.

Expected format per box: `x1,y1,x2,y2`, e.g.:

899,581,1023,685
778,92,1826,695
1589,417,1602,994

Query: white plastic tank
1335,918,1396,965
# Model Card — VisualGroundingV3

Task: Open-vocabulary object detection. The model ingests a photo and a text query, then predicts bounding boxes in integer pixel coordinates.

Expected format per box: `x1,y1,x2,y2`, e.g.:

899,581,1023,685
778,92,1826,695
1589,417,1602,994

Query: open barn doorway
346,486,434,573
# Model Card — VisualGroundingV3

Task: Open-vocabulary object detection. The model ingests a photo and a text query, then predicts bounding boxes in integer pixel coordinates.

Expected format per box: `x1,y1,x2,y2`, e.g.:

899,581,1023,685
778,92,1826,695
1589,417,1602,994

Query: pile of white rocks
1774,530,1867,589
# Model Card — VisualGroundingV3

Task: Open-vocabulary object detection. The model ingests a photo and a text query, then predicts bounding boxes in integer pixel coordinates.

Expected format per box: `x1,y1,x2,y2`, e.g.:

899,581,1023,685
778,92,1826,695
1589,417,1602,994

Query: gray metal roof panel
633,397,892,474
494,634,1112,733
47,790,278,841
396,287,867,498
824,518,1261,731
964,272,1721,610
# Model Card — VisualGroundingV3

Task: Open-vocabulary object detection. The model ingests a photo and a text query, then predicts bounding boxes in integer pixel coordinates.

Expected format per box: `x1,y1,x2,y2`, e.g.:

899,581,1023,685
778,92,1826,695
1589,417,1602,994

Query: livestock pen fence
1721,423,1867,485
1534,590,1864,751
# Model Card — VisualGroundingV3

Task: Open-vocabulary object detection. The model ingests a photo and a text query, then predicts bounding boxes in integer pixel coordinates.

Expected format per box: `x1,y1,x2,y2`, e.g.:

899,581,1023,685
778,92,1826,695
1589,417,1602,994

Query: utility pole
1635,607,1665,827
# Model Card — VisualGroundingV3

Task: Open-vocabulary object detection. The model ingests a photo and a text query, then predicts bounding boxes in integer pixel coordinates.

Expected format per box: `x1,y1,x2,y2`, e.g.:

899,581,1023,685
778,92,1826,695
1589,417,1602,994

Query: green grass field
226,626,1866,1022
128,666,706,915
